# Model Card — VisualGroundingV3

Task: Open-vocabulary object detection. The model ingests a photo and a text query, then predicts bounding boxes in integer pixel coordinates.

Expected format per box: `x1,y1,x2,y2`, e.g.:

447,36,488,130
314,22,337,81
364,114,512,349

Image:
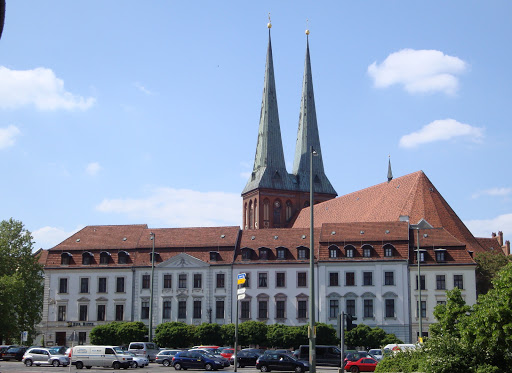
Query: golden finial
267,13,272,29
305,18,310,35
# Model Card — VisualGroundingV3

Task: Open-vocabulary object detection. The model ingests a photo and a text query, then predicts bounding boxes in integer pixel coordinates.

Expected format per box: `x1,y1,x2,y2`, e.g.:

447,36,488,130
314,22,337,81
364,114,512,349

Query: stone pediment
158,253,209,268
96,296,108,302
77,297,90,302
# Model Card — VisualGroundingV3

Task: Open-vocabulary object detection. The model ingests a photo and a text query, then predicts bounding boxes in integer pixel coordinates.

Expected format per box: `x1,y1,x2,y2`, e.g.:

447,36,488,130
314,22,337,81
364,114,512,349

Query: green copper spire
292,34,336,196
242,27,294,195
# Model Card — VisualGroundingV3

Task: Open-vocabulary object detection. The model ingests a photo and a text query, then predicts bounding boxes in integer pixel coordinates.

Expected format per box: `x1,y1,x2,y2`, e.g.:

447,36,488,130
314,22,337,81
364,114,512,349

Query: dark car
3,346,28,361
0,345,15,360
256,352,309,373
344,357,378,373
156,349,182,367
230,350,261,367
298,345,341,367
172,350,224,371
344,351,375,365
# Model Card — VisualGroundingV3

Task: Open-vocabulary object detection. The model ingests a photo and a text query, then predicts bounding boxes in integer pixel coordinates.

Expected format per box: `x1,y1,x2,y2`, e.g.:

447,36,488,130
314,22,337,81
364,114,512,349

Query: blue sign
237,273,246,280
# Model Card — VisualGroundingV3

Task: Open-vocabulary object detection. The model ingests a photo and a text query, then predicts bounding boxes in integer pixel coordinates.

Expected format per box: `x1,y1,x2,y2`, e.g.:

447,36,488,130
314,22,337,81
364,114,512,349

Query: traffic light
346,314,356,331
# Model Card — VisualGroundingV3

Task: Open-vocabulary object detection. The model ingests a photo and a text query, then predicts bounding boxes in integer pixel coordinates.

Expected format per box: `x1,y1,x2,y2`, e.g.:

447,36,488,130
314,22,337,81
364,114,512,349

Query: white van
128,342,160,362
70,345,133,369
383,344,417,353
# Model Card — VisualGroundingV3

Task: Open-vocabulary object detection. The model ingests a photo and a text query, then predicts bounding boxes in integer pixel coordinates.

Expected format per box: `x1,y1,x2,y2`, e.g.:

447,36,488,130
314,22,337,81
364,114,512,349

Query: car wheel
76,361,84,369
205,363,213,371
24,359,33,367
86,366,92,369
113,361,121,369
350,367,359,373
132,361,139,368
260,365,270,372
52,360,60,367
174,362,182,370
294,366,304,373
163,359,171,367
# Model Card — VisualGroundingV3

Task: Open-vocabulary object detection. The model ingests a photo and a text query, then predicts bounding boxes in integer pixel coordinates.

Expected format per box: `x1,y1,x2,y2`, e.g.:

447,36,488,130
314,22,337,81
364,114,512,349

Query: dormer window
82,252,93,265
100,251,110,265
61,252,72,265
416,249,426,263
118,250,129,264
276,248,286,260
149,252,160,262
383,244,394,257
435,248,447,262
329,246,338,258
242,248,252,260
345,245,355,258
210,251,219,261
259,248,268,260
297,247,308,260
362,245,372,258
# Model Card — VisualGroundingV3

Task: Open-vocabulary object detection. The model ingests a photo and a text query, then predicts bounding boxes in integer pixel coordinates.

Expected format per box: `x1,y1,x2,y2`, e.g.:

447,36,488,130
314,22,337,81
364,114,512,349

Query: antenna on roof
387,155,393,183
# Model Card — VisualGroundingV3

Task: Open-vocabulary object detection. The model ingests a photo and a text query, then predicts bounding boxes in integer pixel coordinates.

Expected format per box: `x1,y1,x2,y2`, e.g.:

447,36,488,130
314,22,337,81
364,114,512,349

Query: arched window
362,244,373,258
263,199,270,228
285,201,293,221
383,243,395,257
118,250,129,264
82,252,93,265
273,200,282,228
100,251,110,265
345,245,356,258
244,202,248,229
61,252,72,265
249,200,254,229
254,199,258,228
328,245,339,258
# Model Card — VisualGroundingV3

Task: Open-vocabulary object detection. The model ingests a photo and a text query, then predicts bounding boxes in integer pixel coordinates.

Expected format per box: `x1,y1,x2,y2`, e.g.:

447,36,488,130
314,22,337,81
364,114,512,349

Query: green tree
117,322,148,346
90,323,120,345
429,287,470,338
315,323,338,346
345,324,402,350
238,321,267,347
0,218,44,344
154,322,194,348
195,323,222,345
474,251,510,295
220,323,235,346
266,324,289,348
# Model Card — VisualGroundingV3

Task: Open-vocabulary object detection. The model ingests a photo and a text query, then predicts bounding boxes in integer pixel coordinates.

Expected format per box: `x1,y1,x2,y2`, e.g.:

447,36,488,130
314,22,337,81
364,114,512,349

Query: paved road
0,361,342,373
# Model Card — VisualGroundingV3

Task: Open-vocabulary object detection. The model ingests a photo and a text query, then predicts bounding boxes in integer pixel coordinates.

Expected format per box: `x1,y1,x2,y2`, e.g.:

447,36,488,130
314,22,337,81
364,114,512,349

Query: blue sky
1,1,512,250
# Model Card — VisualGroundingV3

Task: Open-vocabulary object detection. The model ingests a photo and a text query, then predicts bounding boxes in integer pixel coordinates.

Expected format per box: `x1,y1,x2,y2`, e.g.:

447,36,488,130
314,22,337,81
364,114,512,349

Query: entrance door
55,332,66,346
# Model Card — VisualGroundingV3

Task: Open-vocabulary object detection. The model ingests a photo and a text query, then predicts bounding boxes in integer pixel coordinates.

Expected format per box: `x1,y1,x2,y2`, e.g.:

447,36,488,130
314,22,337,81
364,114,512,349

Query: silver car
22,347,70,367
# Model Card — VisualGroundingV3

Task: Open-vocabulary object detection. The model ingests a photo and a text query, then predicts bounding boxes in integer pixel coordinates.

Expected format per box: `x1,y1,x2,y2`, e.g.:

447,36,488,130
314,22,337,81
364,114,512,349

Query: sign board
237,293,246,300
68,331,79,342
21,331,28,342
237,288,246,295
237,273,246,285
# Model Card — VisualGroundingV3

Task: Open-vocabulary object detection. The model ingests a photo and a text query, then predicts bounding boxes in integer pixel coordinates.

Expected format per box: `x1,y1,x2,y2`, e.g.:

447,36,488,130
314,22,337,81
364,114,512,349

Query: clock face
274,201,281,208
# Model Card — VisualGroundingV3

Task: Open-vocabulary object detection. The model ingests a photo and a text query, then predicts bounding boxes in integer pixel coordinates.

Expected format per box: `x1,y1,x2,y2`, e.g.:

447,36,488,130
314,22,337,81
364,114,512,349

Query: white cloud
368,49,467,95
399,119,484,148
465,213,512,244
86,162,102,176
0,125,21,149
134,82,153,95
32,225,83,250
472,187,512,199
0,66,95,110
96,187,241,227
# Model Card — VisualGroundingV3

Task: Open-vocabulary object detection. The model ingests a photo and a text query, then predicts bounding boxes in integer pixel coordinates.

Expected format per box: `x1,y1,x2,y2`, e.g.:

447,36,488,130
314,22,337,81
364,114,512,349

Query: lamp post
309,146,317,373
149,232,155,342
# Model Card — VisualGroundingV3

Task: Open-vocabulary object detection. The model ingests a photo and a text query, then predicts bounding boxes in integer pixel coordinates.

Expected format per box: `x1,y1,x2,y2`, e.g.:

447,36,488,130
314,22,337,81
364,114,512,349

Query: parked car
22,347,70,367
220,348,234,359
344,351,375,364
0,345,15,360
48,346,68,355
344,357,378,373
367,349,383,361
156,349,182,367
70,345,133,369
2,346,28,361
298,345,341,366
189,349,230,367
128,342,160,362
230,350,262,367
126,352,149,368
172,350,224,370
256,352,309,373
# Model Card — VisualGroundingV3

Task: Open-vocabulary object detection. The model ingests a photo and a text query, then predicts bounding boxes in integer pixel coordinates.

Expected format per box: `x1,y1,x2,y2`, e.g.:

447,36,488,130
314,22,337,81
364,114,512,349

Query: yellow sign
237,278,246,285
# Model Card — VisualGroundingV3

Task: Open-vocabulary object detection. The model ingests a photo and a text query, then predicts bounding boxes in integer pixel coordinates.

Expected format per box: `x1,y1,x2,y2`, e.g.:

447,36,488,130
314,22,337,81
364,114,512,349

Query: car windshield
48,347,66,355
113,347,125,354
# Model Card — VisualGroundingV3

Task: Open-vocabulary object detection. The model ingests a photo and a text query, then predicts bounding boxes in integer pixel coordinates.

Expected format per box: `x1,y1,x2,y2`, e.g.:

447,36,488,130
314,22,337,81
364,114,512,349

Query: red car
344,357,378,373
220,348,234,359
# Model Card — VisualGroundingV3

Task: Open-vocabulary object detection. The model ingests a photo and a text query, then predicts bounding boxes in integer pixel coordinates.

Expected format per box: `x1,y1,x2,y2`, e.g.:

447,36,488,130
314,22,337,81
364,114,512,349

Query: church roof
292,170,485,253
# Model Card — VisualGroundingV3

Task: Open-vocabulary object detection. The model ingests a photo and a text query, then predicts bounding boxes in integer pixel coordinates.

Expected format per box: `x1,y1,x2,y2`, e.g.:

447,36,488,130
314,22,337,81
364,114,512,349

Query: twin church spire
242,24,337,229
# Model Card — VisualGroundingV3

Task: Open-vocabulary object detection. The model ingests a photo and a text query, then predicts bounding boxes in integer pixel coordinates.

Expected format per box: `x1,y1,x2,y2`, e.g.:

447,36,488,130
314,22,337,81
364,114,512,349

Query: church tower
242,25,336,230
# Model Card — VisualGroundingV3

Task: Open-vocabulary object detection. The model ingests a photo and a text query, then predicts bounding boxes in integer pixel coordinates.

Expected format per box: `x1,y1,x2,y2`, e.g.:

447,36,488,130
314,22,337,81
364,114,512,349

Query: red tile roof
475,237,505,254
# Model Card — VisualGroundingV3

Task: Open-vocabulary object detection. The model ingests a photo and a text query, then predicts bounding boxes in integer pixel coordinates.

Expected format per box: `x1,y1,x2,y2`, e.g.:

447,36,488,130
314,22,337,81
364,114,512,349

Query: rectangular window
97,304,106,321
216,273,225,288
115,305,124,321
436,275,446,290
364,299,374,318
78,332,86,345
163,275,172,289
276,300,285,319
258,273,268,288
329,299,339,319
178,301,186,319
346,272,355,286
385,299,395,318
363,272,373,286
454,275,464,289
298,249,307,260
346,299,356,317
142,274,150,289
193,300,202,319
80,278,89,293
59,278,68,293
141,301,149,319
162,301,172,319
416,275,426,290
363,247,371,257
297,272,307,287
436,251,446,262
116,277,125,293
437,300,446,306
298,300,307,318
100,253,109,265
276,272,286,287
384,271,394,285
258,300,268,319
193,274,202,289
242,273,250,288
216,300,225,319
329,272,339,286
417,300,427,318
329,248,337,258
241,301,250,319
179,274,187,289
259,249,268,260
277,249,286,259
384,246,393,257
79,305,88,321
98,277,107,293
57,305,66,321
346,248,354,258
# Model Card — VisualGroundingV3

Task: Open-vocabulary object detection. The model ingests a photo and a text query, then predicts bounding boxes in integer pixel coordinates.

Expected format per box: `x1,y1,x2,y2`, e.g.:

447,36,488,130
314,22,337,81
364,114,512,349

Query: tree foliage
474,250,510,295
195,323,221,345
0,218,44,344
154,322,194,348
345,324,403,350
238,321,268,347
89,322,147,346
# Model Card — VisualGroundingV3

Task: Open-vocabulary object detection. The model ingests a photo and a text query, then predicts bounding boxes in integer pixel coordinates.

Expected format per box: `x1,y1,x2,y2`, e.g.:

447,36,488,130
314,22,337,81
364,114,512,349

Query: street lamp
149,232,155,342
309,146,317,373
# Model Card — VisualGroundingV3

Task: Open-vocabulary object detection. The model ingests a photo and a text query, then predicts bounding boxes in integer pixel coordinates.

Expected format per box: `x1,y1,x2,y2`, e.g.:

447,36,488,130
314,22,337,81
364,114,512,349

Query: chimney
498,231,504,246
505,240,510,256
492,232,496,238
